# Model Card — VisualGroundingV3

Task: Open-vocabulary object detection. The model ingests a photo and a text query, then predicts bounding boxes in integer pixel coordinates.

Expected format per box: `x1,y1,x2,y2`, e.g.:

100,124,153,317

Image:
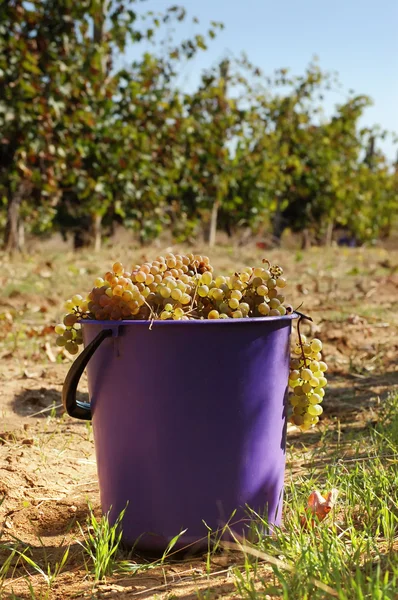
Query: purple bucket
62,315,296,552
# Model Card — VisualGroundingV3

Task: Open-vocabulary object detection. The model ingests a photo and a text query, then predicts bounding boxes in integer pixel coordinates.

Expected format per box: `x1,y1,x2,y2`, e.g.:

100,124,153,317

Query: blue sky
124,0,398,159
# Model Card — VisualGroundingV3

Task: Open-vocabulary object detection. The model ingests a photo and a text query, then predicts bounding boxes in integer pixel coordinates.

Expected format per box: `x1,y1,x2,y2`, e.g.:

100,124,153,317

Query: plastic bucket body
76,316,294,552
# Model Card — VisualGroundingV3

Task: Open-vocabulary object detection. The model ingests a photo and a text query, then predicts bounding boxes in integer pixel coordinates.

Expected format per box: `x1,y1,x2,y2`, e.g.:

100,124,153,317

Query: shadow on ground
326,369,398,412
11,387,89,418
286,369,398,456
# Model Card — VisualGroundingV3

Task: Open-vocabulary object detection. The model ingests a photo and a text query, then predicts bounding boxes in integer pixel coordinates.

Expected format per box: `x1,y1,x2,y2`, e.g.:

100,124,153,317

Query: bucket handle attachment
62,328,113,420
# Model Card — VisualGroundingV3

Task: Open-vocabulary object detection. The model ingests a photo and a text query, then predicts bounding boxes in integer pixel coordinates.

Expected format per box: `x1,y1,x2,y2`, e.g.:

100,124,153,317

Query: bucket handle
62,328,113,420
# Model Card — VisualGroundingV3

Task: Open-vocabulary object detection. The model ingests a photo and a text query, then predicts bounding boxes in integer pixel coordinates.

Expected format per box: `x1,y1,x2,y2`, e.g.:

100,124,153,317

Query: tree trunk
224,213,233,238
92,213,102,252
324,220,334,246
301,229,312,250
206,199,219,247
93,1,106,44
18,221,25,251
4,182,29,253
93,0,109,73
272,197,284,243
91,1,106,254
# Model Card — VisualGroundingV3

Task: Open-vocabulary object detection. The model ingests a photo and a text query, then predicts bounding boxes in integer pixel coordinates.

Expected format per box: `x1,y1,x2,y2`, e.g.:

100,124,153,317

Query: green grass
77,503,127,582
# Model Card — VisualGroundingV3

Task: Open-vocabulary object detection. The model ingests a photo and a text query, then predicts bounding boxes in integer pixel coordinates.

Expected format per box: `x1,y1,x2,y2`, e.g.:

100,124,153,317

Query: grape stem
144,298,157,326
295,310,313,322
297,314,311,368
190,264,200,312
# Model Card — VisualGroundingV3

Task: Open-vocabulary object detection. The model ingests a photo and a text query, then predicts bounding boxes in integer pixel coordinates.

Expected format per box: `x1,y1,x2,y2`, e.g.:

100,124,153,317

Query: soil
1,245,398,599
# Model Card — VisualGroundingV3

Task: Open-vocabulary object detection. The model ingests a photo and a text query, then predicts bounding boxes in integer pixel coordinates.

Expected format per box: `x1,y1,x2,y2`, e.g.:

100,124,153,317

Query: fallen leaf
347,314,366,325
27,325,54,338
0,432,16,444
45,342,56,363
301,488,339,528
21,438,34,446
23,369,44,379
297,283,309,295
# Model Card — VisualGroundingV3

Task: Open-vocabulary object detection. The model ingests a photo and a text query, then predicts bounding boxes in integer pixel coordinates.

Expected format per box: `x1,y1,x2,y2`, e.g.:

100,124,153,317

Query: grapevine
55,253,327,432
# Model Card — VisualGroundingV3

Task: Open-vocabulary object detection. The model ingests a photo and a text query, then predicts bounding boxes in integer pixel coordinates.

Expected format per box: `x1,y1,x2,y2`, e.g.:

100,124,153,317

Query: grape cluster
55,253,293,353
55,252,327,431
288,336,328,432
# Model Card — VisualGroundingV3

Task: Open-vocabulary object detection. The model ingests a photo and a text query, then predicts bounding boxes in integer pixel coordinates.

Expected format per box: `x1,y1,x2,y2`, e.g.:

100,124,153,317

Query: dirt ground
0,243,398,599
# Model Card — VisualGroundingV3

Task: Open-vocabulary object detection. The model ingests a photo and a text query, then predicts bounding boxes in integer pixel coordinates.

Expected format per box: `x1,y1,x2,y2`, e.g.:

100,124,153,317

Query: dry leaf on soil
301,488,339,528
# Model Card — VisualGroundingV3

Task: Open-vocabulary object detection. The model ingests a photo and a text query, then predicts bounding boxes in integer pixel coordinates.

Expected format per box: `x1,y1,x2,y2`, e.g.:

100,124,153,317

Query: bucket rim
78,312,299,327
